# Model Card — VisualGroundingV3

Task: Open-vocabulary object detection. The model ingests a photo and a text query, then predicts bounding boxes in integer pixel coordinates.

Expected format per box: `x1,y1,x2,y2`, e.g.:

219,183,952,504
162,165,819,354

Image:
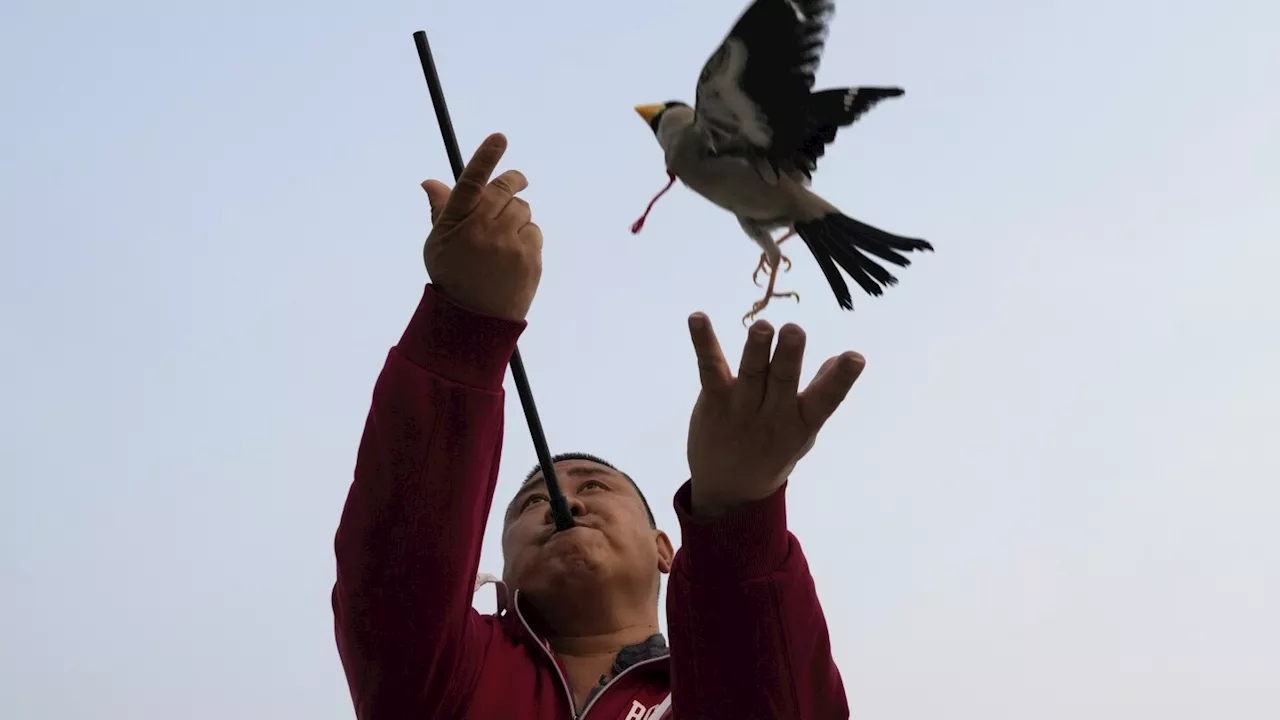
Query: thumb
798,352,865,431
421,180,451,224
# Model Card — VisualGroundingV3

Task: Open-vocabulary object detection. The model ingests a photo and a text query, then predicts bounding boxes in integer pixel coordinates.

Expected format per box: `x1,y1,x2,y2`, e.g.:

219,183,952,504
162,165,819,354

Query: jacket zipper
511,589,670,719
579,655,669,719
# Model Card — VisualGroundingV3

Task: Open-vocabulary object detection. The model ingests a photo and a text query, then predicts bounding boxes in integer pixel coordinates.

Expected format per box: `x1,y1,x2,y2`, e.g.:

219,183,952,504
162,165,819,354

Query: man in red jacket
333,133,868,719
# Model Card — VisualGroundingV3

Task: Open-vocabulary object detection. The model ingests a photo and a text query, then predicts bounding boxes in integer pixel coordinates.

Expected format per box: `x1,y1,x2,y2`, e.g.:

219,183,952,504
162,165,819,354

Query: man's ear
654,530,675,574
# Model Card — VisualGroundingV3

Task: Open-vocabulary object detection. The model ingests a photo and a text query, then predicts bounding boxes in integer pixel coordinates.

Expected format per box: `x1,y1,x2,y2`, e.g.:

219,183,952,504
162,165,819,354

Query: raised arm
667,482,846,718
331,133,544,720
666,314,866,718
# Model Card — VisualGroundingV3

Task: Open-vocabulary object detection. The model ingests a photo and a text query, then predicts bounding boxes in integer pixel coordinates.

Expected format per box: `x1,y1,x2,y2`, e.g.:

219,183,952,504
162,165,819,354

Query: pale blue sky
2,0,1277,718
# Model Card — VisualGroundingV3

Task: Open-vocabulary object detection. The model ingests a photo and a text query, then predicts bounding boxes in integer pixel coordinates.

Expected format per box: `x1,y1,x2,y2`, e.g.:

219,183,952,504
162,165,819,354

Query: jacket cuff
672,480,790,581
395,284,526,390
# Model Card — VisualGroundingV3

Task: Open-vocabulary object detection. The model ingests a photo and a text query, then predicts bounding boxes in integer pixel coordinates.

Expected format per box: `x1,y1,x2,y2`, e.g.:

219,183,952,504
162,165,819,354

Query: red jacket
333,285,848,719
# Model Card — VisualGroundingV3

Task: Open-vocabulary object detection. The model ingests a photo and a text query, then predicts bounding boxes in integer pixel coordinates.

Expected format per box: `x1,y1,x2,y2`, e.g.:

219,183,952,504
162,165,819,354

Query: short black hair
520,452,656,528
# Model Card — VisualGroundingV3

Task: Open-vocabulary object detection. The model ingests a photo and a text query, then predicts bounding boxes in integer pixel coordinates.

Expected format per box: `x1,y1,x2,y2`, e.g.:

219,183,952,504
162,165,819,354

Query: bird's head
634,101,692,136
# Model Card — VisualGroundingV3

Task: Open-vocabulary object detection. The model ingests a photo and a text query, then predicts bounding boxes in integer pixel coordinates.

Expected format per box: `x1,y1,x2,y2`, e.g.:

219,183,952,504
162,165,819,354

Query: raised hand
685,314,866,517
421,133,542,321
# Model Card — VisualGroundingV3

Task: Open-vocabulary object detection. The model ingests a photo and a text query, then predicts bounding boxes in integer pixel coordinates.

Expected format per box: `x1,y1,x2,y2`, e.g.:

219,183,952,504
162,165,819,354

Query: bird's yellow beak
634,103,665,124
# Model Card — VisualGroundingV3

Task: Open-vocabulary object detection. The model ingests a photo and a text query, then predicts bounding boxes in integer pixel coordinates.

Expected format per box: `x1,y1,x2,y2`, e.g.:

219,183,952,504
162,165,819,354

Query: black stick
412,30,575,532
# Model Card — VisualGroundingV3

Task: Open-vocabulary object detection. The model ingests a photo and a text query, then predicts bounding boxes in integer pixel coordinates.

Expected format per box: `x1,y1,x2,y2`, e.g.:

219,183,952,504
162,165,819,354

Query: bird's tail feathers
793,212,933,310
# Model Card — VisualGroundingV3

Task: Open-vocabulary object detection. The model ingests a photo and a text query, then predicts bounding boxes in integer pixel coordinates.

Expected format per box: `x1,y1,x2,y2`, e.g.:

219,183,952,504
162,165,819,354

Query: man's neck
516,586,662,708
547,623,660,657
546,624,662,711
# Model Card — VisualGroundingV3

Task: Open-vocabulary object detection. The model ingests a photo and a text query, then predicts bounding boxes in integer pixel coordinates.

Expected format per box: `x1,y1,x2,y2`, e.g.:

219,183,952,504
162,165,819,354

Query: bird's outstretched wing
693,0,836,166
791,86,904,179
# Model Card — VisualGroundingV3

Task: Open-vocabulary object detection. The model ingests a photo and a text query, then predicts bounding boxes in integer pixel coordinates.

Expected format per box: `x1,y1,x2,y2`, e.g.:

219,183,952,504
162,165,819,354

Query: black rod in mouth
411,30,575,533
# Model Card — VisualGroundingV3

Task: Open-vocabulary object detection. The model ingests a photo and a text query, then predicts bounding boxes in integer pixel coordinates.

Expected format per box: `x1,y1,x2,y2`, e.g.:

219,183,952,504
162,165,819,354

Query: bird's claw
750,230,797,286
752,253,793,286
741,290,800,326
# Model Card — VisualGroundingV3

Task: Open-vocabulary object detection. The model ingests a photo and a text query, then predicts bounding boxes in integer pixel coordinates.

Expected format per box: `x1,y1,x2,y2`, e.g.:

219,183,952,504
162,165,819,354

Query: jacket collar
475,573,669,659
474,574,671,712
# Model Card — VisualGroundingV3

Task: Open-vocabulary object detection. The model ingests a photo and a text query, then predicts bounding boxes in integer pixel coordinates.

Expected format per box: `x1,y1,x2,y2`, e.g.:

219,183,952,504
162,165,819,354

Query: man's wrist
396,283,526,390
690,480,783,520
674,480,790,580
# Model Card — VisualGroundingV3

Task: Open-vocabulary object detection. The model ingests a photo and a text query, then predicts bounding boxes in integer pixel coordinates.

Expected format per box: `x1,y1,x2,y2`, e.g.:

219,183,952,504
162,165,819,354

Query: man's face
501,459,673,601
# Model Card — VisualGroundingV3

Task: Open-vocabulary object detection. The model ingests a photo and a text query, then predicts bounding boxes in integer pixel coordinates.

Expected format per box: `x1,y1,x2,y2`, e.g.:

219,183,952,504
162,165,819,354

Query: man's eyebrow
516,465,611,496
514,475,546,497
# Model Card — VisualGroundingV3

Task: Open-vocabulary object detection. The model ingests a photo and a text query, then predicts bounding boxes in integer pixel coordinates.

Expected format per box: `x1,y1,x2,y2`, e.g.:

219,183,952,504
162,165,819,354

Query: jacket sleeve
665,481,848,719
332,284,524,720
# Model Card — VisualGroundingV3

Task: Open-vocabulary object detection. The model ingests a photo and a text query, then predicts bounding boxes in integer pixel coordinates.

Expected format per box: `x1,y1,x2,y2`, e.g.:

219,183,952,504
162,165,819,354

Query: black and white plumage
632,0,932,321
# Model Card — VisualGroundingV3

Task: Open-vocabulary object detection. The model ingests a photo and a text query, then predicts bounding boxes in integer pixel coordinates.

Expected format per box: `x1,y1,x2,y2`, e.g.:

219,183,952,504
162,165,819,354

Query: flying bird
631,0,933,323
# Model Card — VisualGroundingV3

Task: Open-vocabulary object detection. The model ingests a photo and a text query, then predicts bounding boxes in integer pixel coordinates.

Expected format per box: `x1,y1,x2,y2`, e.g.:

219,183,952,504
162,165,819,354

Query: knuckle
770,368,801,383
455,177,484,194
520,221,541,237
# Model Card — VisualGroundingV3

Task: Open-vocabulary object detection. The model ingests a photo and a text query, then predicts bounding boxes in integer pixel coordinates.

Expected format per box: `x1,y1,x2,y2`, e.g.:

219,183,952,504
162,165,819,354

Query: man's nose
545,493,585,523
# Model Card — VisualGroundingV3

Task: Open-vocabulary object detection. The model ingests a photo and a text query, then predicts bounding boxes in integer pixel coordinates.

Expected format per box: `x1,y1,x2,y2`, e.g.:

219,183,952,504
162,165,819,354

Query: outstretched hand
685,314,866,518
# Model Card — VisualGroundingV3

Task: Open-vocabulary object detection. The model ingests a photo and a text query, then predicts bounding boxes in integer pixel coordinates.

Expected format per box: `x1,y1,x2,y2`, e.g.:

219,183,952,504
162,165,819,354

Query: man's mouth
541,524,594,543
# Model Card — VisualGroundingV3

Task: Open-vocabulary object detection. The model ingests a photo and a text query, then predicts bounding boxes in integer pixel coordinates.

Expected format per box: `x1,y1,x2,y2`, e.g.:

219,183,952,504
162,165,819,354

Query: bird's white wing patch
753,156,779,185
694,38,772,152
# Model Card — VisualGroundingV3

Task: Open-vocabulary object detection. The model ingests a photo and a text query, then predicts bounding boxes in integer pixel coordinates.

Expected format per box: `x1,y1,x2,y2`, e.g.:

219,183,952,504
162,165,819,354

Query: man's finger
497,196,532,230
518,222,544,253
448,133,509,214
734,320,774,412
421,179,451,224
764,323,805,409
688,313,731,393
488,170,529,218
798,351,866,431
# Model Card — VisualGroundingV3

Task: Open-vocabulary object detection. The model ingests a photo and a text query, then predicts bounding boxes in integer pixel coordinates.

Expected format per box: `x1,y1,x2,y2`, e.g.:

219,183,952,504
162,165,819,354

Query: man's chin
543,544,609,581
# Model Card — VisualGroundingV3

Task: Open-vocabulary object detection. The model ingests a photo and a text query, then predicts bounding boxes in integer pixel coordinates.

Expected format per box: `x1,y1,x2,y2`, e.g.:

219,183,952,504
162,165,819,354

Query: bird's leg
631,171,676,234
752,229,797,286
742,256,800,325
